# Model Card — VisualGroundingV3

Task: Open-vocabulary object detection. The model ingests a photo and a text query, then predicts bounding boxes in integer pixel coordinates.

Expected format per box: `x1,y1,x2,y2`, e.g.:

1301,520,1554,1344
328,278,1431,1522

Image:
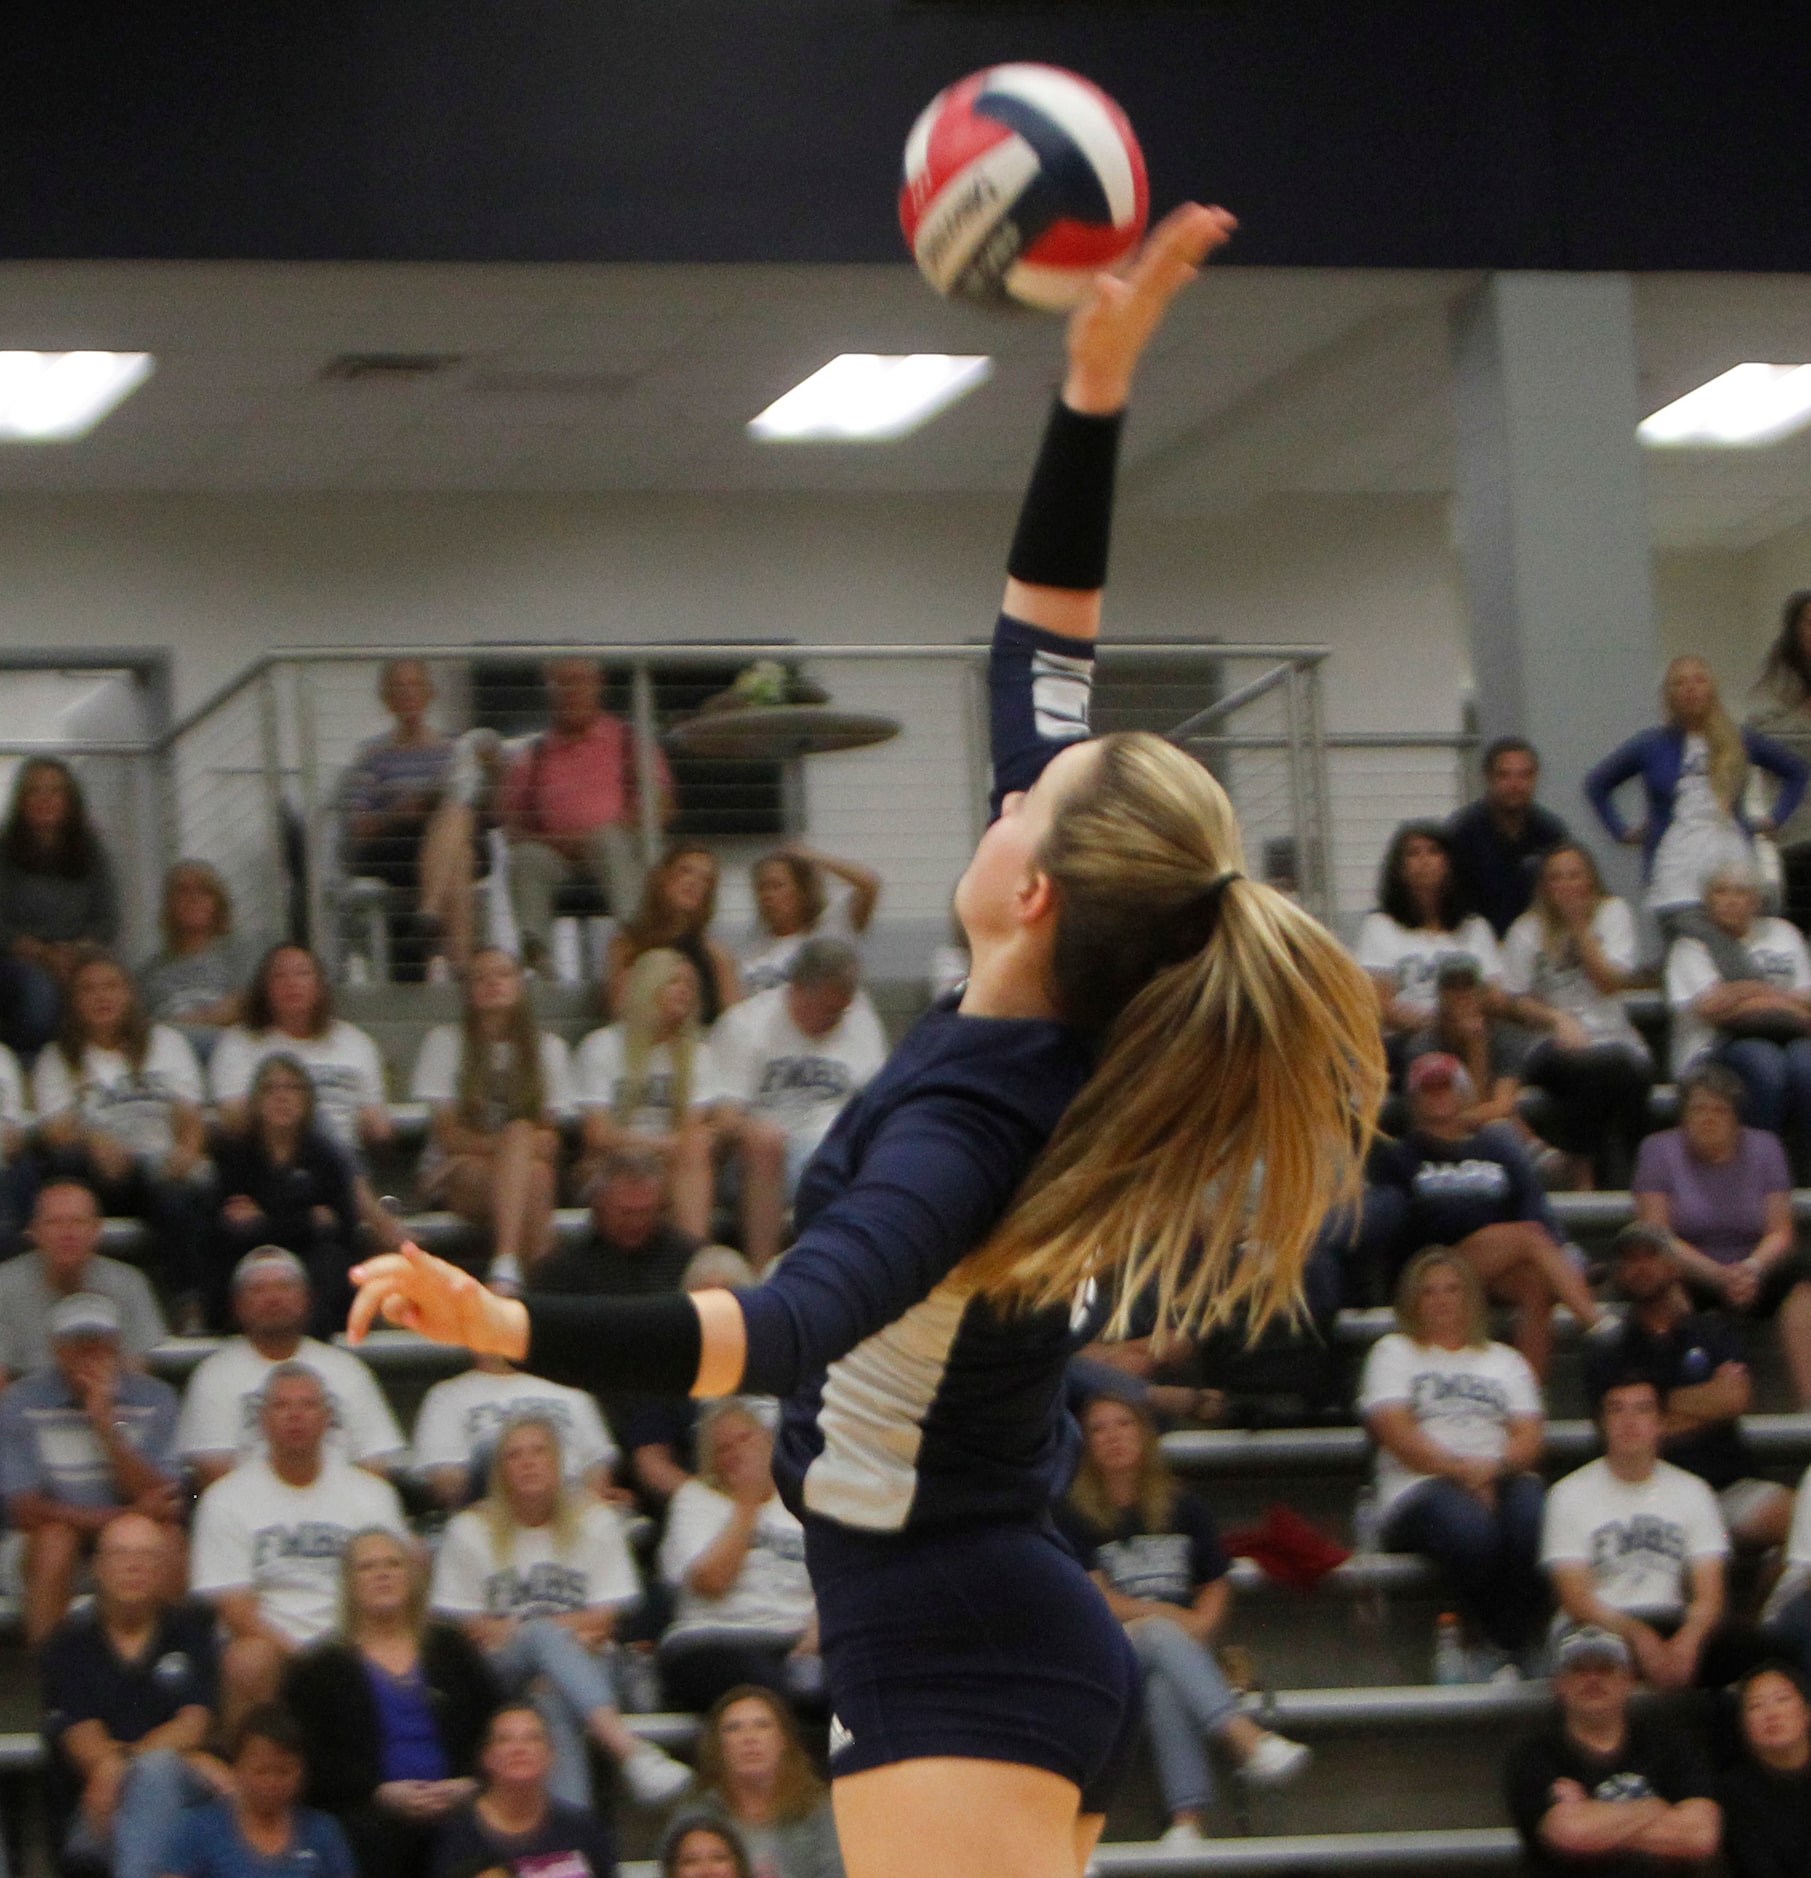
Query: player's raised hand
1063,202,1237,414
347,1242,528,1358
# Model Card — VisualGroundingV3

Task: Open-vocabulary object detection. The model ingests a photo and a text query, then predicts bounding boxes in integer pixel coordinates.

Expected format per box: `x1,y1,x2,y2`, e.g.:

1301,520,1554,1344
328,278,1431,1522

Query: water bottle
1432,1612,1469,1686
1352,1485,1381,1557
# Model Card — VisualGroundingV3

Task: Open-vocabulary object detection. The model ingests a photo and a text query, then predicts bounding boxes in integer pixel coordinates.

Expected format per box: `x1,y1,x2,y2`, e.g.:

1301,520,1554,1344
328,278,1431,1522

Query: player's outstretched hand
1064,202,1237,415
347,1242,529,1358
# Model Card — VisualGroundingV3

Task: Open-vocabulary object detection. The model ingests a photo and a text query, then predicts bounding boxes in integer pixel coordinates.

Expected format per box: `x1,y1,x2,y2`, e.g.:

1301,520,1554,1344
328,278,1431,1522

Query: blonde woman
605,842,741,1025
428,1412,690,1807
1501,843,1654,1185
1586,653,1807,936
1358,1249,1546,1674
1059,1395,1309,1847
352,206,1389,1878
574,947,715,1236
409,948,573,1281
283,1529,496,1878
657,1400,816,1717
138,860,251,1046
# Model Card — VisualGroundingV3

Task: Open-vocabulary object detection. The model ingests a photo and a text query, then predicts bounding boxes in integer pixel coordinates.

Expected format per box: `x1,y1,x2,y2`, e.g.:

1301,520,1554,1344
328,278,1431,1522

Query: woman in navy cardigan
1585,655,1807,937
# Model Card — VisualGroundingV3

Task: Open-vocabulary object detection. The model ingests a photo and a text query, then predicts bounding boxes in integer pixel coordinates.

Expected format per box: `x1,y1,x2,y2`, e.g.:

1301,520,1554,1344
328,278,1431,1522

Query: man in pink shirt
501,659,672,966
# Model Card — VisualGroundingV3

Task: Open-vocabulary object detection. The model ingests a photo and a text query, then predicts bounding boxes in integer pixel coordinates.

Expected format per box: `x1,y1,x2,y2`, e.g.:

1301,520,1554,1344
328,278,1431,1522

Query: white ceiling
2,259,1810,550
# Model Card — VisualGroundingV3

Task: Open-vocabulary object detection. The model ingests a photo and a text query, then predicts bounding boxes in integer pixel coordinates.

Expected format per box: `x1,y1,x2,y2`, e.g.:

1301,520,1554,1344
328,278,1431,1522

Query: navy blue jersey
1056,1489,1231,1607
737,611,1103,1544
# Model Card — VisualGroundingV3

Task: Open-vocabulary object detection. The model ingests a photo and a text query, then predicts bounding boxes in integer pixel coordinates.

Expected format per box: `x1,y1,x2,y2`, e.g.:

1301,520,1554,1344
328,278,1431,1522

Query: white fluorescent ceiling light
1638,363,1811,448
750,353,992,441
0,351,154,442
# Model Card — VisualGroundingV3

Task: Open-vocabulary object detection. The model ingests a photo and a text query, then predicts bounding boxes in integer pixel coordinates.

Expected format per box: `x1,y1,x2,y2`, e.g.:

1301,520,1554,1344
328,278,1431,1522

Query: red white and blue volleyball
900,63,1149,312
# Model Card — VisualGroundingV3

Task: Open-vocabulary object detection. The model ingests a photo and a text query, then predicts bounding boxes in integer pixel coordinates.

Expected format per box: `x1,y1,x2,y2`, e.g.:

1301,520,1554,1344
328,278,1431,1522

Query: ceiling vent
318,352,465,384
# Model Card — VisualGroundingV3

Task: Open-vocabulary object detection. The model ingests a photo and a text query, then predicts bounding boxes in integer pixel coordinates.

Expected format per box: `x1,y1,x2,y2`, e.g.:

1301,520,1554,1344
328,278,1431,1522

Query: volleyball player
349,203,1386,1878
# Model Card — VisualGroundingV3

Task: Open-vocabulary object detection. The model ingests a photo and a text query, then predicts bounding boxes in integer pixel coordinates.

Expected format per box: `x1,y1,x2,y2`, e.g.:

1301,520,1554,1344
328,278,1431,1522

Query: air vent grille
319,353,465,383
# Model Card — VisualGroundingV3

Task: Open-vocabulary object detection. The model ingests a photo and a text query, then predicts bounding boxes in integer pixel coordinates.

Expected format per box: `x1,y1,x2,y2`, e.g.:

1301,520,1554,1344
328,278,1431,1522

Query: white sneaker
487,1253,524,1295
622,1743,692,1805
1159,1819,1206,1845
1241,1731,1312,1788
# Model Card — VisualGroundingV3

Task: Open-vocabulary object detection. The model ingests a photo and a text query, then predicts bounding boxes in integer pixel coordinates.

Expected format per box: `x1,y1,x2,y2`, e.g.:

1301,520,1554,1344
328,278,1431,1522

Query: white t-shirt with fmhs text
189,1457,407,1645
738,893,860,997
430,1499,640,1621
704,985,887,1156
1499,898,1648,1053
571,1026,713,1137
658,1480,814,1645
1354,913,1503,1024
1666,916,1811,1073
1358,1333,1542,1518
209,1021,386,1153
1541,1456,1729,1620
32,1027,205,1160
408,1025,575,1122
175,1337,406,1470
410,1370,618,1484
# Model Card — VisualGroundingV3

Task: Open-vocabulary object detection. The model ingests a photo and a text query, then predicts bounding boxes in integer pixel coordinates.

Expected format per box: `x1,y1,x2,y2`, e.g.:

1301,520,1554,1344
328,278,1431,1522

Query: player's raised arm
1002,203,1236,647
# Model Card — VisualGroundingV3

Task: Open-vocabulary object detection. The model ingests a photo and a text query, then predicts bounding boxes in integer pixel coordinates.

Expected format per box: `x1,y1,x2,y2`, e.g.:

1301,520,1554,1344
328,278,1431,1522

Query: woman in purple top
1634,1062,1811,1405
349,208,1388,1878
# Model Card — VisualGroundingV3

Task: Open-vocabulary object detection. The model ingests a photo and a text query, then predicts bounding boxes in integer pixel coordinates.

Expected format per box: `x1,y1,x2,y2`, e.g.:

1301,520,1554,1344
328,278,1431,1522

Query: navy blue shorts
806,1518,1142,1814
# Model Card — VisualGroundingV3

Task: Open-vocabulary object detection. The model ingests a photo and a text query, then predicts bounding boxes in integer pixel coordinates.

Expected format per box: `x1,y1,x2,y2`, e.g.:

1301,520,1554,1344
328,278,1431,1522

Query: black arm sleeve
522,1291,703,1397
1006,400,1125,592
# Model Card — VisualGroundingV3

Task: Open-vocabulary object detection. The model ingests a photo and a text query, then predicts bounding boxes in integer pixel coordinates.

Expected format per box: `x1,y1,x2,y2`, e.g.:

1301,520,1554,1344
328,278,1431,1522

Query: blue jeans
1382,1472,1547,1653
63,1748,214,1878
0,956,59,1059
1712,1036,1811,1162
488,1617,622,1807
1129,1614,1241,1817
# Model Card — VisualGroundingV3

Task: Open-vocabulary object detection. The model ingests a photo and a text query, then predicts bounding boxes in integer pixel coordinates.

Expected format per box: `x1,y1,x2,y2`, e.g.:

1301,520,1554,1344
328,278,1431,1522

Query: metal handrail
159,640,1335,750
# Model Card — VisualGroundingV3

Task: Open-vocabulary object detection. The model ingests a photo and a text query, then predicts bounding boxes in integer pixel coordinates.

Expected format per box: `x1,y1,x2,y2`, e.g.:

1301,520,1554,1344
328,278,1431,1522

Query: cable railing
21,641,1482,977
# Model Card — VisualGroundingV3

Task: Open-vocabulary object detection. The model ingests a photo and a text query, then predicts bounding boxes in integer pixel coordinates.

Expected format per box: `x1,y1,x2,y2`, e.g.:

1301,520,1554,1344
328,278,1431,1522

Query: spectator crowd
11,616,1811,1874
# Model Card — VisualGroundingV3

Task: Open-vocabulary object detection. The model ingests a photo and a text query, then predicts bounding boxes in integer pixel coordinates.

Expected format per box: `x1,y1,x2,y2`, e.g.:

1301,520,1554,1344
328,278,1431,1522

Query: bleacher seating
0,984,1778,1875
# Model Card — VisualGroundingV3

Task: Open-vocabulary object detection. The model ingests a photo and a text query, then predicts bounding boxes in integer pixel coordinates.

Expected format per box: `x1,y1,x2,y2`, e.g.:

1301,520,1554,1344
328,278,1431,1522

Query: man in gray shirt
0,1182,165,1385
0,1293,180,1642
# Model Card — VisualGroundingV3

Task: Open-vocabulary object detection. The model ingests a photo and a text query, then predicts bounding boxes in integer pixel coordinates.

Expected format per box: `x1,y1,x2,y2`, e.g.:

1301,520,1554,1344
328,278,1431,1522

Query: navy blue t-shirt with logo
41,1601,219,1812
1375,1123,1560,1251
1056,1488,1231,1608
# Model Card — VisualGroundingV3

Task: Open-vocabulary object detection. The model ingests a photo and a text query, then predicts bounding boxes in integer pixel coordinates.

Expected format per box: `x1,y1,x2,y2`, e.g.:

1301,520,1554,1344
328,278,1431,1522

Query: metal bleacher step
94,1175,1811,1267
0,1706,1530,1873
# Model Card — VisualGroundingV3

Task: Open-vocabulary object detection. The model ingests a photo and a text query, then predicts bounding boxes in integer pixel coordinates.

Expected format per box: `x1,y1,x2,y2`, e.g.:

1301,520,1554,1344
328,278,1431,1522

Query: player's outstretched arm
1004,202,1236,646
347,1244,748,1397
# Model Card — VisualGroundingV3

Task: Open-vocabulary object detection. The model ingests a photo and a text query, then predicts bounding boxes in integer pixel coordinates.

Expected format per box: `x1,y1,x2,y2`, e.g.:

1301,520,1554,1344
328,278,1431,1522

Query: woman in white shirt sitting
1356,821,1503,1063
212,944,390,1152
739,845,880,997
1359,1247,1548,1676
210,943,395,1243
658,1400,819,1718
429,1412,690,1808
34,948,210,1319
1502,844,1654,1187
574,946,715,1238
410,948,572,1284
1666,860,1811,1177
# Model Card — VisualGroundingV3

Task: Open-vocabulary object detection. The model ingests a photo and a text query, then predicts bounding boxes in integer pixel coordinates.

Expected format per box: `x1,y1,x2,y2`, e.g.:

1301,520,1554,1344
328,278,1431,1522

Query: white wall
0,488,1469,727
0,487,1475,926
16,482,1806,929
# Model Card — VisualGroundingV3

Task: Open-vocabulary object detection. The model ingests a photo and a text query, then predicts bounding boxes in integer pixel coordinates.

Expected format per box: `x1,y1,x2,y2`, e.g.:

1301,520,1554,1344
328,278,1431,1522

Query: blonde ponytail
961,732,1386,1339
